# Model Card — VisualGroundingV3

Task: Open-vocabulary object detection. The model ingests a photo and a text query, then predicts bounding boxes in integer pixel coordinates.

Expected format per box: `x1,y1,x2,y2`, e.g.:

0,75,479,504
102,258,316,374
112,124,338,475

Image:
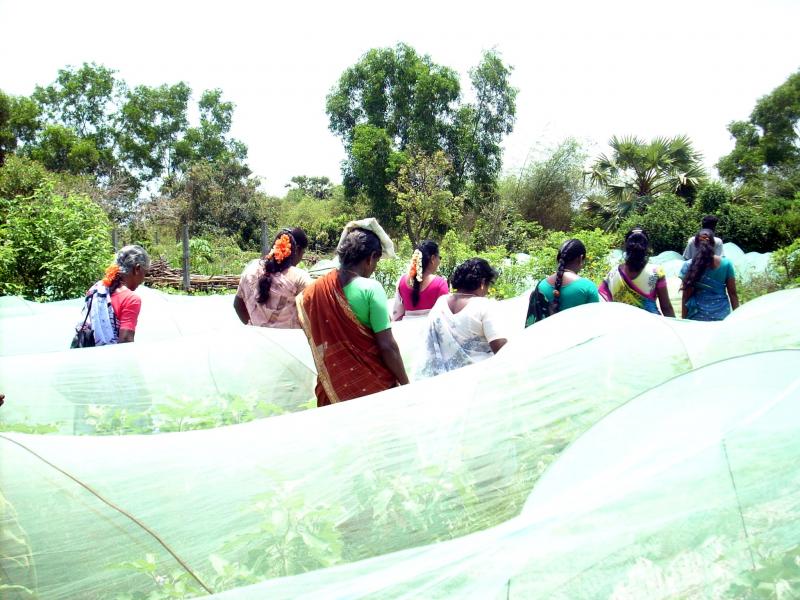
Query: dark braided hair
450,258,497,292
549,238,586,314
682,228,716,291
409,240,439,307
257,227,308,305
624,228,649,273
337,228,382,268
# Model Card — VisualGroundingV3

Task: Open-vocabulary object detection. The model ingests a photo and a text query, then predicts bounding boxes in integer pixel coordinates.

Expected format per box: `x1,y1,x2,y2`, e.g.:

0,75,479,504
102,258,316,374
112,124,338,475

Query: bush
0,184,113,299
695,181,732,214
619,194,699,254
771,238,800,283
717,202,773,252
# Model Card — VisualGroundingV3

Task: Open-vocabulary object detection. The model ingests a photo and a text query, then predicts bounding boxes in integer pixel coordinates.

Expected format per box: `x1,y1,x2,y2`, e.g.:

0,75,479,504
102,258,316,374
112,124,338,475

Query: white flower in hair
409,249,424,283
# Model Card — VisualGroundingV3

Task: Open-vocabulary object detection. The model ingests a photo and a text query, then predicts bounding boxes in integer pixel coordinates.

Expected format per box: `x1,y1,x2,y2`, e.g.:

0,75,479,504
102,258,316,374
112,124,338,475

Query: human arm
681,285,693,319
391,278,405,321
233,295,250,324
489,338,507,354
727,277,739,311
374,329,409,384
118,328,135,343
657,285,676,317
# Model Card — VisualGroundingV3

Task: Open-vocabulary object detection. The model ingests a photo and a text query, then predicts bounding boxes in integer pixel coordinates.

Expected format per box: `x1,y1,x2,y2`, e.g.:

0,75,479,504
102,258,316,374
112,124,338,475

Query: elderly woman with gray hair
80,245,151,345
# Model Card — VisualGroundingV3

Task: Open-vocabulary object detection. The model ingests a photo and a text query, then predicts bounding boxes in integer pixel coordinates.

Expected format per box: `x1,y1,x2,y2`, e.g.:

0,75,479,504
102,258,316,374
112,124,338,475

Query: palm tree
588,135,706,228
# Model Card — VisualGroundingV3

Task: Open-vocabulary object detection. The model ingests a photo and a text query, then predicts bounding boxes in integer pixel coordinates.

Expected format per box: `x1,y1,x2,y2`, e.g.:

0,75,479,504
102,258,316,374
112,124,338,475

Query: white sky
2,0,798,196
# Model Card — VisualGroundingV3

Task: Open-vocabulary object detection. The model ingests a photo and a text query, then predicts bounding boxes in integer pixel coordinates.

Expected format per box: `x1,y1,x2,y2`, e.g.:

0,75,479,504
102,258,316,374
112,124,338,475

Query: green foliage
160,158,262,248
288,175,334,199
618,194,699,254
347,124,406,223
27,124,101,175
695,181,733,214
717,202,773,253
327,44,516,218
0,491,36,599
449,49,518,206
718,69,800,201
0,184,112,299
83,393,287,436
507,138,587,231
0,155,51,209
388,148,463,244
589,135,706,229
117,82,192,181
770,238,800,283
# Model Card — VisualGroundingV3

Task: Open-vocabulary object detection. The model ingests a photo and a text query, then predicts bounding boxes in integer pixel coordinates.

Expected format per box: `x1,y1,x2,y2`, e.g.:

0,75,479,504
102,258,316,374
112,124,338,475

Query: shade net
2,288,800,598
0,293,526,435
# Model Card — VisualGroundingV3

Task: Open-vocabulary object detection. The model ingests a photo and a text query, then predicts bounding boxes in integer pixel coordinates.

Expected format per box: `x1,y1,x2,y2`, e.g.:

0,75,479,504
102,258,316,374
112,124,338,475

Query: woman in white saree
416,258,508,379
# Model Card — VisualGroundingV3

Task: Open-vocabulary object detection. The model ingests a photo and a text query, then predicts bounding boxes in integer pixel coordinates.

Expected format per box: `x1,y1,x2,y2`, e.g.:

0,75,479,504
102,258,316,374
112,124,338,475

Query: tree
27,124,101,175
288,176,334,199
448,50,517,205
508,138,587,231
0,90,41,166
387,149,463,245
173,89,248,169
117,82,191,181
347,124,407,223
31,63,121,177
588,135,706,228
326,44,460,151
717,70,800,200
159,156,262,248
326,44,517,219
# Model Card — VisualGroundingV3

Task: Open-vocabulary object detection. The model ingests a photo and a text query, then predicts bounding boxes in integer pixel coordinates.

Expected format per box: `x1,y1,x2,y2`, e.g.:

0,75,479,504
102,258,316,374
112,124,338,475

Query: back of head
289,227,309,251
408,240,440,307
117,245,151,273
104,245,150,292
257,229,304,304
449,257,497,292
556,238,587,265
417,240,439,272
337,228,382,268
701,215,719,232
684,228,716,289
550,238,586,314
623,228,649,272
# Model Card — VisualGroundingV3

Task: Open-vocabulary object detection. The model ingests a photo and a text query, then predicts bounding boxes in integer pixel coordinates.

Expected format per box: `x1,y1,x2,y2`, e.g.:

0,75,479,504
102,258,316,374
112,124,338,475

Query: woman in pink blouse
392,240,449,320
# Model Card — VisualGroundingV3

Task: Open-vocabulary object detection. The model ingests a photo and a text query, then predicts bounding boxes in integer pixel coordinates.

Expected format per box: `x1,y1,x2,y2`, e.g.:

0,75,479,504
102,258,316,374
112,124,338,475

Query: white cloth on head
337,218,396,259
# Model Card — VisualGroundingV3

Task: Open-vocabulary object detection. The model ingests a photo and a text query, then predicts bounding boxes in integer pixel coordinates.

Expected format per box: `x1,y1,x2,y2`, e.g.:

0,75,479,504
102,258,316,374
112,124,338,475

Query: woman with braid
599,228,675,317
679,228,739,321
234,227,311,328
392,240,448,321
525,239,598,326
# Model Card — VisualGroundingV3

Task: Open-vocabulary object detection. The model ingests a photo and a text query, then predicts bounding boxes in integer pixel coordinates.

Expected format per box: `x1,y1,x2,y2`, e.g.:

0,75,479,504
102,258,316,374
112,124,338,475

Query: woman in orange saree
297,226,408,406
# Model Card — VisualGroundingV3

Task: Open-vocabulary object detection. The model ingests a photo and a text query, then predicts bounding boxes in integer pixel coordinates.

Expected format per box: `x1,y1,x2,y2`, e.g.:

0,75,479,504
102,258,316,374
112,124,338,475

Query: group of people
231,214,738,408
64,214,738,409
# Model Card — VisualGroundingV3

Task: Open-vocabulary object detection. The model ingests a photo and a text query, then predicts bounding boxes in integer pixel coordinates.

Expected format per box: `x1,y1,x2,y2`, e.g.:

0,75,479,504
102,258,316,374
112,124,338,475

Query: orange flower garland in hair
407,249,423,285
102,264,121,287
266,234,293,264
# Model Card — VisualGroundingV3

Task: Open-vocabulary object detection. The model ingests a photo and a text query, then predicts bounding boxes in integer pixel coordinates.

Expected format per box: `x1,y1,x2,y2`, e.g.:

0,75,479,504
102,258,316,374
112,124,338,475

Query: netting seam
721,439,757,570
0,434,214,595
